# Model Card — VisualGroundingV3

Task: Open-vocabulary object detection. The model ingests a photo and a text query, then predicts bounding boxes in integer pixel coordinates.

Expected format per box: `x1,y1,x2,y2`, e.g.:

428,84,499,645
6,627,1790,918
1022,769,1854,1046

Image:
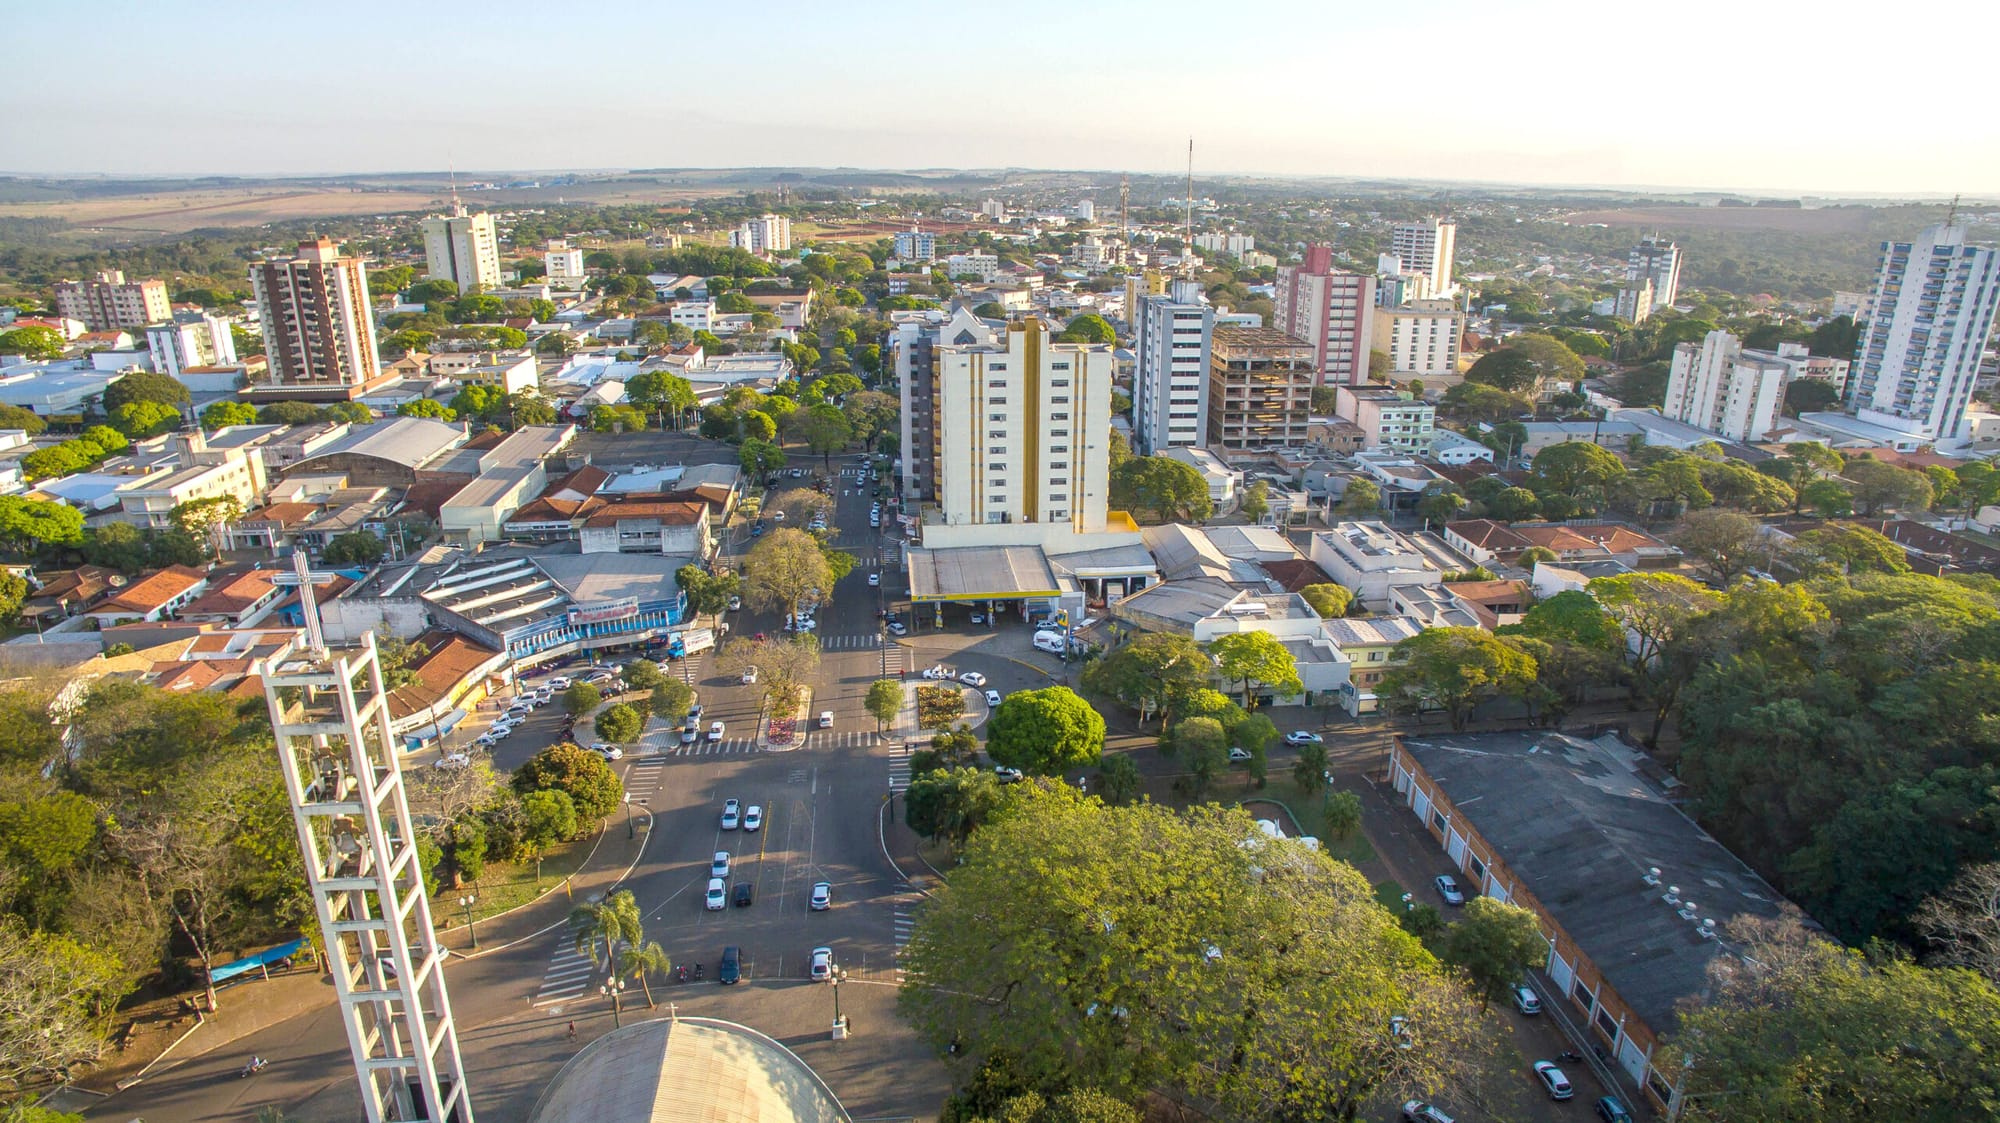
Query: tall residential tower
1848,224,2000,445
421,202,501,293
250,239,382,392
1132,279,1216,453
1391,218,1457,298
1273,244,1374,385
1626,238,1682,311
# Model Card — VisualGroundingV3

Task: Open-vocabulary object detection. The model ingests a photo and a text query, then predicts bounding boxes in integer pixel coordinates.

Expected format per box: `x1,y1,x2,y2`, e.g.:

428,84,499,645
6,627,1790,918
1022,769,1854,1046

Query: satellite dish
108,574,129,587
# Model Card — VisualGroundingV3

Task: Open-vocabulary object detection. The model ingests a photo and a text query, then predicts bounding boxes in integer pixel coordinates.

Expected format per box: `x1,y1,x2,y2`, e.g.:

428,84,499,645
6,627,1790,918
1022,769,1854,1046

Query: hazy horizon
5,0,1996,198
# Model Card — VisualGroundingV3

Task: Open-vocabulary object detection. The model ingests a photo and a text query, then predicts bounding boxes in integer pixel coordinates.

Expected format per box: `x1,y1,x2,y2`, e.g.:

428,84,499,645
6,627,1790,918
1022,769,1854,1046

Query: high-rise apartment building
893,227,936,262
249,239,382,391
1133,279,1216,454
421,203,501,293
1391,218,1457,297
896,307,997,503
1208,325,1315,451
1626,238,1682,311
1614,278,1655,325
933,317,1112,531
727,214,791,254
1383,299,1462,379
1274,244,1376,386
144,311,238,377
1663,329,1789,441
53,270,171,332
544,239,586,286
1849,224,2000,444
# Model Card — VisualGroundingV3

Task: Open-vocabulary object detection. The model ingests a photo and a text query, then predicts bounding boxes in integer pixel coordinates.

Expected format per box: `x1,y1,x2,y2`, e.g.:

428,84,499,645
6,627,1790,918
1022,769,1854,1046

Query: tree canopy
985,687,1105,775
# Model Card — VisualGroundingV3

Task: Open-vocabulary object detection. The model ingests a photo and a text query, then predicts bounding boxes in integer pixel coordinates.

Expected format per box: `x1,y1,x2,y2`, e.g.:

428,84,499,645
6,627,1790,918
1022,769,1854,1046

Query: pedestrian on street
566,1022,577,1042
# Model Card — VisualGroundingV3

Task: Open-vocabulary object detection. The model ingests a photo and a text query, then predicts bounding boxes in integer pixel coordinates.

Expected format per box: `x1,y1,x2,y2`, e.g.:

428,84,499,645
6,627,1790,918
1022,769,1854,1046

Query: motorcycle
676,965,688,983
1557,1050,1583,1063
693,962,704,981
239,1057,269,1078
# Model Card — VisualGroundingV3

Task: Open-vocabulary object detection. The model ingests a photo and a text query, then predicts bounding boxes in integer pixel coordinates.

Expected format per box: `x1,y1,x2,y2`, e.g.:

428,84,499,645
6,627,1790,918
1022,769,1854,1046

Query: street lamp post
830,968,850,1039
600,978,626,1029
458,894,478,949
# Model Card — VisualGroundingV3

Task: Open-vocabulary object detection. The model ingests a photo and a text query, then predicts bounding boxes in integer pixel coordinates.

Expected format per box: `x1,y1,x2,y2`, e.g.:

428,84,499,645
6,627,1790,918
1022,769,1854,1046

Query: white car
708,720,725,742
921,665,954,681
711,851,731,879
793,617,818,633
705,878,727,911
727,595,742,611
809,881,831,911
743,805,763,832
993,765,1024,783
549,676,573,690
984,689,1004,707
886,620,907,636
588,742,624,760
721,799,740,830
809,946,834,981
433,752,471,770
680,725,699,744
817,711,834,729
1228,747,1253,762
741,666,759,685
1284,731,1324,747
969,612,985,625
958,671,987,687
867,573,880,587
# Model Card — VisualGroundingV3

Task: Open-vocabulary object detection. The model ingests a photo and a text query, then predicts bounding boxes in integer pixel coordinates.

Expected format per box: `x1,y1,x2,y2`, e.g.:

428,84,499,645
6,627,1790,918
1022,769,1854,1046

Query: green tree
1207,632,1303,709
904,765,1005,845
168,494,242,562
1441,382,1535,425
1844,457,1933,516
397,399,456,421
738,436,787,476
742,527,833,628
1671,508,1762,585
1234,712,1276,786
513,742,623,830
1337,479,1382,516
567,888,643,970
1659,914,2000,1122
1441,896,1547,1009
110,399,178,439
320,530,387,567
1322,789,1362,842
1096,755,1141,806
407,279,459,306
617,939,672,1009
199,400,259,430
1416,488,1467,526
0,495,84,555
789,401,854,469
739,409,777,441
0,404,47,435
1298,583,1354,620
594,703,643,743
258,400,326,425
1109,456,1213,524
1293,742,1331,799
646,677,696,725
1375,627,1538,731
102,369,190,411
563,682,603,717
518,789,578,858
1529,441,1626,496
0,923,130,1090
589,404,648,433
1588,572,1723,744
898,789,1488,1120
866,678,903,730
1238,479,1270,523
1790,524,1911,576
1799,477,1854,517
1079,632,1213,727
0,325,66,360
1055,313,1116,344
986,687,1105,775
674,564,739,619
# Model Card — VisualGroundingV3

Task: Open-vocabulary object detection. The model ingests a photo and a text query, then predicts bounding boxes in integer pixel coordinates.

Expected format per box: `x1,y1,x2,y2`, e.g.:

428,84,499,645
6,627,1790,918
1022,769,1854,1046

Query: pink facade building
1274,244,1375,386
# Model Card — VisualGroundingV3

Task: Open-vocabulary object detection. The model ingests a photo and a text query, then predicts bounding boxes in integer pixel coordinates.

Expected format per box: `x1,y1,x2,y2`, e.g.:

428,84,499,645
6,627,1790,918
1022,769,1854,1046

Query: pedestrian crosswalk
624,757,668,794
802,730,885,751
816,633,883,650
532,939,597,1007
888,742,914,793
660,738,762,757
893,904,915,982
883,643,905,678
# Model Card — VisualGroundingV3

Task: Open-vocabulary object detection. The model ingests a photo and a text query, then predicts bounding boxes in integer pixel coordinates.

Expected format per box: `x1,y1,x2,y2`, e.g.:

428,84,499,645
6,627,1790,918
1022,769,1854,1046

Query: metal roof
907,545,1059,601
529,1016,850,1123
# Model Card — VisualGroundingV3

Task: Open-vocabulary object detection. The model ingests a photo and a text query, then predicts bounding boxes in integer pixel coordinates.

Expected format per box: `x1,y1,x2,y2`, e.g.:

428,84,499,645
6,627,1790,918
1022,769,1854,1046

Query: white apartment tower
420,202,501,293
1391,218,1457,298
1663,329,1789,442
544,239,586,286
1133,279,1216,454
1849,224,2000,445
728,214,792,254
934,318,1112,531
1274,244,1375,385
250,239,381,389
145,311,238,377
1626,238,1682,311
1384,299,1462,379
893,227,937,262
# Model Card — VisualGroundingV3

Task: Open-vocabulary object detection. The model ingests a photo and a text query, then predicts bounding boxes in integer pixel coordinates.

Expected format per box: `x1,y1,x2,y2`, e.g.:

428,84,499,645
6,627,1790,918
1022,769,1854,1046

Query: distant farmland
1558,205,1886,235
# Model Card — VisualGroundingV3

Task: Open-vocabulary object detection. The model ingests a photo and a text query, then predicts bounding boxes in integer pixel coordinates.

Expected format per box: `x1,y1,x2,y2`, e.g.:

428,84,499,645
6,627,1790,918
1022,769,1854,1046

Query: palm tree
568,889,643,971
617,940,672,1008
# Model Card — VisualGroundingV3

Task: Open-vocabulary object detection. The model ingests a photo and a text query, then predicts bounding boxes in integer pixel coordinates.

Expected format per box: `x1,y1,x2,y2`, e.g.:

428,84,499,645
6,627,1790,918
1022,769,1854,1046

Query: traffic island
760,695,814,751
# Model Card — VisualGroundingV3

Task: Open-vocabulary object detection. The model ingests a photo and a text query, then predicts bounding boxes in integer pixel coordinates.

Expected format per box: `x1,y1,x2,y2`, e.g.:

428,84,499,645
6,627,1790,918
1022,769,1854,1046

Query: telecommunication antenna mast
260,549,474,1123
1118,173,1130,240
1182,138,1196,277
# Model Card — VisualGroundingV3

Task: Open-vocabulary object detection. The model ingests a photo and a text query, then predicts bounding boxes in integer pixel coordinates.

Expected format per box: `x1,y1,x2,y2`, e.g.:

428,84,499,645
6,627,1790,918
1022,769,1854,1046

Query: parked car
809,946,833,981
741,666,759,685
710,851,730,879
1284,730,1324,746
680,725,699,744
885,620,907,636
708,720,725,742
921,665,954,680
720,799,740,830
1434,874,1466,906
1532,1061,1574,1101
549,676,573,690
968,612,985,624
994,765,1024,783
743,805,762,832
1228,747,1252,762
1594,1097,1634,1123
733,883,753,907
719,945,742,985
433,752,472,770
867,573,880,586
1400,1103,1455,1123
705,878,727,911
958,671,987,687
1512,984,1542,1015
727,595,742,611
809,881,832,911
984,689,1003,707
817,711,833,729
588,742,624,760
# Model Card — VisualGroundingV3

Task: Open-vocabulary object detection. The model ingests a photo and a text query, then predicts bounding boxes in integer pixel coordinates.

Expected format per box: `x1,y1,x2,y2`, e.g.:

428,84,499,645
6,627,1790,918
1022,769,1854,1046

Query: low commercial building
1308,521,1443,610
1390,730,1794,1112
578,499,710,557
1335,386,1435,454
1324,615,1424,714
115,431,269,531
1160,446,1240,504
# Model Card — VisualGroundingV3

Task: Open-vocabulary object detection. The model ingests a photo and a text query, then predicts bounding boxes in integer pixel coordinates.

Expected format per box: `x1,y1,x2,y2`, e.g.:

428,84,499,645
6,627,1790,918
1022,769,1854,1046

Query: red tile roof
1512,523,1667,555
94,565,208,614
1446,519,1532,552
183,568,278,618
385,630,505,720
581,499,705,528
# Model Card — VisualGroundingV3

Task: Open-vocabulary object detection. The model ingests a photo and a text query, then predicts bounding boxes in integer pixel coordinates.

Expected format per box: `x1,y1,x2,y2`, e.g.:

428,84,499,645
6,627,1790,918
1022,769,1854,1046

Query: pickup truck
665,627,716,659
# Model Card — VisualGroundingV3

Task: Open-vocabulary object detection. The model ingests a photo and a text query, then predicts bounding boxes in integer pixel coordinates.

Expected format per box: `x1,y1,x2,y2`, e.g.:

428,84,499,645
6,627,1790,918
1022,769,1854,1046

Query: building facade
893,228,936,262
1613,278,1655,325
934,318,1112,532
1207,325,1315,451
1626,237,1682,311
144,311,238,377
1274,244,1377,386
421,206,502,293
727,214,791,254
544,239,586,286
1391,218,1457,297
945,253,1000,282
1383,299,1462,378
1334,385,1436,454
898,307,997,503
249,239,382,391
1848,223,2000,445
1663,329,1788,441
1133,279,1216,454
53,270,171,332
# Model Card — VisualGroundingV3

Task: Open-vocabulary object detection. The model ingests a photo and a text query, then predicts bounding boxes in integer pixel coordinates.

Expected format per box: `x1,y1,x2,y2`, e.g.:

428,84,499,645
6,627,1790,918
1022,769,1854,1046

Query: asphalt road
89,453,952,1123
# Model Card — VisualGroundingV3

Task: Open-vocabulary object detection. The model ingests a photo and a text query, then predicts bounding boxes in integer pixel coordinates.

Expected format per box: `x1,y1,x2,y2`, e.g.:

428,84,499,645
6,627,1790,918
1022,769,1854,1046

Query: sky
4,0,1998,197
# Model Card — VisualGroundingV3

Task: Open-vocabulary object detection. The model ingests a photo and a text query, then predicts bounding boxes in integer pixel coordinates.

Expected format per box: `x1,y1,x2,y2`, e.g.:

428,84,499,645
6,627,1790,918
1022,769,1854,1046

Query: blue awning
403,707,468,749
210,938,308,984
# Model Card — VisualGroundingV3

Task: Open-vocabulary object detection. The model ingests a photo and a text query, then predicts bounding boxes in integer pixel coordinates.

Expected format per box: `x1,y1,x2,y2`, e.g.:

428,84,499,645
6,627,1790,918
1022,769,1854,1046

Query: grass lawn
1373,880,1409,914
453,833,595,926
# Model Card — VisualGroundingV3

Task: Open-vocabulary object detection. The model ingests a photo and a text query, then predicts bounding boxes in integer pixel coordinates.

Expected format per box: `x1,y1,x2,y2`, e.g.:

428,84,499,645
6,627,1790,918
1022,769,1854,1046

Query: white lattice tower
259,610,473,1122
